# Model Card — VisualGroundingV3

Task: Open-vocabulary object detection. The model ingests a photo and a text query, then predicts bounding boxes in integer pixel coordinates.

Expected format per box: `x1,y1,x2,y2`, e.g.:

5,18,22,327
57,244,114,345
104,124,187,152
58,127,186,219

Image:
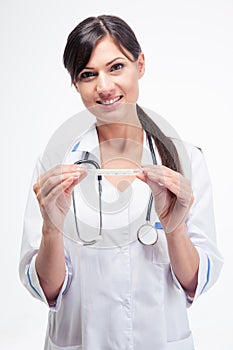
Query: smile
97,96,122,105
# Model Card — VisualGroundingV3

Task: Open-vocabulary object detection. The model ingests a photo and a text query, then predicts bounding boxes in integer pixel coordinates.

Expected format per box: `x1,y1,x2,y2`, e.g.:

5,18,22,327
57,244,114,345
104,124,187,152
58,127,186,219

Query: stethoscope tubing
72,133,159,246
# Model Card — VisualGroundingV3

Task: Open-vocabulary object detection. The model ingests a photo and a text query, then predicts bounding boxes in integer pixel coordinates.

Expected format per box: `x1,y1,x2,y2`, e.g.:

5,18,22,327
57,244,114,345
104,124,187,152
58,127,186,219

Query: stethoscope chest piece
137,221,159,246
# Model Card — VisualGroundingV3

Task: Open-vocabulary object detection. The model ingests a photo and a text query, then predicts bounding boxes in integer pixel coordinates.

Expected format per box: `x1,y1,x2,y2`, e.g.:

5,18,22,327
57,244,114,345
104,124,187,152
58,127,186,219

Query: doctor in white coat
19,15,223,350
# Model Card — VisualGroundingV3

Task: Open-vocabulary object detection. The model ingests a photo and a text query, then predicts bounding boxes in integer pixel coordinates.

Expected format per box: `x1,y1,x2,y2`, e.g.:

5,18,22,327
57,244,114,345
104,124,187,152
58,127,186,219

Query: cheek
125,78,139,101
78,87,93,104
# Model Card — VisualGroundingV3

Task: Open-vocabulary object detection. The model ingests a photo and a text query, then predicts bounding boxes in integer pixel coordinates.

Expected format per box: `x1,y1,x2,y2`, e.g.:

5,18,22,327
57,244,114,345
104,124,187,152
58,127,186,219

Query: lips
97,96,122,105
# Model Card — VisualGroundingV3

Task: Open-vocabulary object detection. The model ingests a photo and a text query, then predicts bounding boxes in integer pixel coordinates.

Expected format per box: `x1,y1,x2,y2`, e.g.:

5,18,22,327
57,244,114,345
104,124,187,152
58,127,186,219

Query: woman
19,15,223,349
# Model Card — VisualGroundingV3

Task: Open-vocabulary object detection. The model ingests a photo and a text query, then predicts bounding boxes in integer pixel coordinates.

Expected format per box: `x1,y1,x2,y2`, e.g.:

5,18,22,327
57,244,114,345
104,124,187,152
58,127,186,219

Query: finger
136,173,147,183
35,171,85,200
39,177,76,221
143,166,193,208
45,176,78,203
142,168,168,188
142,165,184,195
142,164,177,180
36,164,86,189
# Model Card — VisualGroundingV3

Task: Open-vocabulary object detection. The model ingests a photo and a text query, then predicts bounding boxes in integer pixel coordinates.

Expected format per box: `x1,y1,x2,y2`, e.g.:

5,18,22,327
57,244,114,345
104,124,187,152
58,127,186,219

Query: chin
89,102,137,125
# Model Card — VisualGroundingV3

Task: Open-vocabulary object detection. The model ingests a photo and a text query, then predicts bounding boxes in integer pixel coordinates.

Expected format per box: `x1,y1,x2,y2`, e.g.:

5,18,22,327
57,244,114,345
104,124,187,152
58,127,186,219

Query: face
74,36,145,124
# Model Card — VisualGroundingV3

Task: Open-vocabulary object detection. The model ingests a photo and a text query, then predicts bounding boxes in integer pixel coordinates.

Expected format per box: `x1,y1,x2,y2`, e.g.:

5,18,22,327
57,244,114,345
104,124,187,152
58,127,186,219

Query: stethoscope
72,133,160,246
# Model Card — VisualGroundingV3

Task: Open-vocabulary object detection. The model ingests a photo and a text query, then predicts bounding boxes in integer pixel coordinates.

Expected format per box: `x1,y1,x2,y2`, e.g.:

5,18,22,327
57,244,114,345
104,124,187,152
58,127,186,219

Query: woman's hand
137,165,194,234
33,164,87,233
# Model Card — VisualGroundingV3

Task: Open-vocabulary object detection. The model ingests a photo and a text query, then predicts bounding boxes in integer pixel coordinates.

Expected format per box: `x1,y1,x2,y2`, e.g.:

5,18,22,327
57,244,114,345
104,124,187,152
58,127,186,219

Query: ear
137,52,145,78
73,81,80,93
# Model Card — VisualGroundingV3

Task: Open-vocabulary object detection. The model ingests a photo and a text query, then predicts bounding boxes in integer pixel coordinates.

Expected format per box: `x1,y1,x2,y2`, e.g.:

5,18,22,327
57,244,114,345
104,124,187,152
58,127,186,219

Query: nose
96,73,115,96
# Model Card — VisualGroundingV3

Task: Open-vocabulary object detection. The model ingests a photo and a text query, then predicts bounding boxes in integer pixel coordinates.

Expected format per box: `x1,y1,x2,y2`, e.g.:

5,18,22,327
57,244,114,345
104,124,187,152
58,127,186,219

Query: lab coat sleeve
19,157,72,311
171,145,223,305
26,254,71,310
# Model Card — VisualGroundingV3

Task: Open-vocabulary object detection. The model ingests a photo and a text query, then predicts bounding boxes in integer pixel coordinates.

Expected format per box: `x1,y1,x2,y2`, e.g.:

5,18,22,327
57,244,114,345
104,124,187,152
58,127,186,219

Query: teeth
100,97,120,105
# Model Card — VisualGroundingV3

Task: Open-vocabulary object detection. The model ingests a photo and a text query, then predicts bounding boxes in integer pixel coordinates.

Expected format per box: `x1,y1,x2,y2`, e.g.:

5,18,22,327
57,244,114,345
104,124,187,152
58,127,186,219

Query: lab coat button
121,299,130,309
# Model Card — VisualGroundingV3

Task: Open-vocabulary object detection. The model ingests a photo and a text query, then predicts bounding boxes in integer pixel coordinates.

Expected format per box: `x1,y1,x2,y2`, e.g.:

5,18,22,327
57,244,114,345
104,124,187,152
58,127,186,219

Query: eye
79,71,96,80
110,63,124,72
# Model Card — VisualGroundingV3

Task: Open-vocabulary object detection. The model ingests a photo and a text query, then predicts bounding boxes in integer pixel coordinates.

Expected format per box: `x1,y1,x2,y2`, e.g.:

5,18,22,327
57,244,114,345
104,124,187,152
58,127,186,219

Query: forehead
87,36,133,65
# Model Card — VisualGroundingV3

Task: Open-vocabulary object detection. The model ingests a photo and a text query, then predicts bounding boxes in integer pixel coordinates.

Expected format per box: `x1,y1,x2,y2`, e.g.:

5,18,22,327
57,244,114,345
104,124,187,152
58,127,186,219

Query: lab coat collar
71,123,153,151
71,123,98,152
70,123,100,161
69,123,161,166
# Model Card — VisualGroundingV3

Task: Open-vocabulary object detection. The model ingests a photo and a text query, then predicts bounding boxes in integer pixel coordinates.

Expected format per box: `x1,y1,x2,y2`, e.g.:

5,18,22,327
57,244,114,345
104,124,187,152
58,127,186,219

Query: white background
0,0,232,349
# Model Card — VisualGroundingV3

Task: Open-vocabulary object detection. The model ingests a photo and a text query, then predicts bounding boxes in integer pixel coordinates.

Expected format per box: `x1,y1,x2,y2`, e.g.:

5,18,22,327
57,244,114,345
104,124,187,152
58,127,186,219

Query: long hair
63,15,182,173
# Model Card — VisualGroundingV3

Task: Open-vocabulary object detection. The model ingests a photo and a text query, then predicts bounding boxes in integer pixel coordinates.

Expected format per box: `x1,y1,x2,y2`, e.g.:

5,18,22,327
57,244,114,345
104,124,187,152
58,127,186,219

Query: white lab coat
19,123,223,350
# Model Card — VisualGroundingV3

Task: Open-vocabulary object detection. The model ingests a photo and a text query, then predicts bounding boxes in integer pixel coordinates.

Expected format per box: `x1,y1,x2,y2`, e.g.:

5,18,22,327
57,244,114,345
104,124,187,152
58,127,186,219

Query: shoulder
40,122,97,171
170,137,205,179
171,137,202,153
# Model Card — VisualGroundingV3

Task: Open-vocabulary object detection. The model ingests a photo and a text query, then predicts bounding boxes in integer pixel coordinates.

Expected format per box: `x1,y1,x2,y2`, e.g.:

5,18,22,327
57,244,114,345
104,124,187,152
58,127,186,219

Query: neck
96,122,143,144
97,122,144,169
96,103,142,142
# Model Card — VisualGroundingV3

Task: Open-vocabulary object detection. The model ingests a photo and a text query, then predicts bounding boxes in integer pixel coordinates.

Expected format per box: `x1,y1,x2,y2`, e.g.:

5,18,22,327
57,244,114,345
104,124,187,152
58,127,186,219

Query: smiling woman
73,36,144,122
19,14,223,350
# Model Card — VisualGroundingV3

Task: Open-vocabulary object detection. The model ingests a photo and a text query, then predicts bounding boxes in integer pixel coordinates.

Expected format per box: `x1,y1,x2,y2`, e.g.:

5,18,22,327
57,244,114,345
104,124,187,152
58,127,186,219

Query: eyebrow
84,57,126,70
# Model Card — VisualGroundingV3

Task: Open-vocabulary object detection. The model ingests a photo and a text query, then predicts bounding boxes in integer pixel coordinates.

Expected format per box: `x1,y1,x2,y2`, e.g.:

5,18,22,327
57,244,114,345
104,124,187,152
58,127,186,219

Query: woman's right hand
33,164,87,233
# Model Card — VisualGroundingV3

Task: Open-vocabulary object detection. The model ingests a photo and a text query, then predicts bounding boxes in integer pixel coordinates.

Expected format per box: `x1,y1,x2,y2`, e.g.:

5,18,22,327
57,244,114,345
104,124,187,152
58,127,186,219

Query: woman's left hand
137,165,194,234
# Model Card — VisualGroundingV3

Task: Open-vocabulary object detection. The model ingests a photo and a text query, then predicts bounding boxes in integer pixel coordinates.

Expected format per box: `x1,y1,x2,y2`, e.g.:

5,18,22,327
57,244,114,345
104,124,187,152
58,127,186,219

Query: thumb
136,173,147,183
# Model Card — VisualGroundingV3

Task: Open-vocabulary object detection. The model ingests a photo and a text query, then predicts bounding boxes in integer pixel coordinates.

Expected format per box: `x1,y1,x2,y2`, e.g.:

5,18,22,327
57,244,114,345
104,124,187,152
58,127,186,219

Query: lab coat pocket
47,337,82,350
152,230,170,264
167,332,194,349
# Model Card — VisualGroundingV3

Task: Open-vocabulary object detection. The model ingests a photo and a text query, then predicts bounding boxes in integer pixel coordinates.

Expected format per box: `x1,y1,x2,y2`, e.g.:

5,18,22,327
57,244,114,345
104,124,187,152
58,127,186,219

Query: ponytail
137,104,182,174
